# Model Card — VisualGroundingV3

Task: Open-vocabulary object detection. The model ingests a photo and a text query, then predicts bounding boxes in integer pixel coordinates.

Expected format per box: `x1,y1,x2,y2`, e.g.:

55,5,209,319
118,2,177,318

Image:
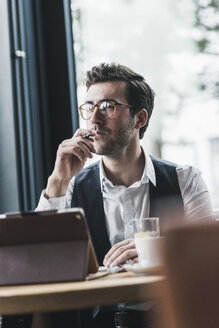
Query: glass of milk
133,217,163,267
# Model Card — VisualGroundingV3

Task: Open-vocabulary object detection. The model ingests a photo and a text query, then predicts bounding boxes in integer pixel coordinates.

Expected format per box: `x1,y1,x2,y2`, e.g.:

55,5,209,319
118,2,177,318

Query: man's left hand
103,238,138,268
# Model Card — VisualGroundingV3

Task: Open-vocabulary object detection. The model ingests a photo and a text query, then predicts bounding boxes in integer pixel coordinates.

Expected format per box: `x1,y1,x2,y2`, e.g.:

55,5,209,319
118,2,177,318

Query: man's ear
135,109,148,129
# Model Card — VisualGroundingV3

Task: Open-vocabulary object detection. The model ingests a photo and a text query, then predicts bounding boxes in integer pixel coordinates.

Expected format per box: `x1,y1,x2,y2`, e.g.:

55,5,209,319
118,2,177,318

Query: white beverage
134,234,164,267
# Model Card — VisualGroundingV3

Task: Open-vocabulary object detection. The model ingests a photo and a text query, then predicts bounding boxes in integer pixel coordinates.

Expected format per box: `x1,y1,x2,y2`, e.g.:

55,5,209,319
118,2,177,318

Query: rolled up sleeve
177,165,213,220
35,177,75,211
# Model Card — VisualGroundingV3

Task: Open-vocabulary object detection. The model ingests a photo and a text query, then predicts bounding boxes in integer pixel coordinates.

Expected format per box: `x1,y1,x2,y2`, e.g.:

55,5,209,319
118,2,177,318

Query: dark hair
85,63,155,139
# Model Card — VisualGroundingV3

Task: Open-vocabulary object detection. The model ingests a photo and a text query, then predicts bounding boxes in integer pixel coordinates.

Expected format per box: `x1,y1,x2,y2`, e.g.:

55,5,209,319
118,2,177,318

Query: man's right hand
45,129,96,198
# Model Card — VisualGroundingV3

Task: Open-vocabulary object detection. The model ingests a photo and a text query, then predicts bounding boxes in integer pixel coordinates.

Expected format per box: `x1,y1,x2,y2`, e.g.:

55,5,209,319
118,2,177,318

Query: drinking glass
133,217,160,237
133,217,163,267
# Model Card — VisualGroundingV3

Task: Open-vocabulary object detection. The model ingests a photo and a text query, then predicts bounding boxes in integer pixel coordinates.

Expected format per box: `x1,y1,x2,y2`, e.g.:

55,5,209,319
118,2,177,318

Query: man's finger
58,146,87,163
104,240,136,267
109,249,138,268
103,239,134,265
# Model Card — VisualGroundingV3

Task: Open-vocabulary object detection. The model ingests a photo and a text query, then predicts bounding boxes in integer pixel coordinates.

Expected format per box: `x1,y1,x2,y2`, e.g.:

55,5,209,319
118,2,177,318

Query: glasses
79,99,135,120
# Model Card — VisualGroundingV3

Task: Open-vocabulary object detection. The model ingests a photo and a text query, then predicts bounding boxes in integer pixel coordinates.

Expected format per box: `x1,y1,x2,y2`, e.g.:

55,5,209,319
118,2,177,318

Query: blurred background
72,0,219,209
0,0,218,212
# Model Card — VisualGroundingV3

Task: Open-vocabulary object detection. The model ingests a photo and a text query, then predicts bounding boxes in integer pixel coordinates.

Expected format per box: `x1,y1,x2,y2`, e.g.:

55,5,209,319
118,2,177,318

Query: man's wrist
45,176,70,198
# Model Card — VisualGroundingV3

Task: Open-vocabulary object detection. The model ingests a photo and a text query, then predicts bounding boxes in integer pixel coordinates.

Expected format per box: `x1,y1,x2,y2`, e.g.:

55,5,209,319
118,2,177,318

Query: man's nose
90,106,103,124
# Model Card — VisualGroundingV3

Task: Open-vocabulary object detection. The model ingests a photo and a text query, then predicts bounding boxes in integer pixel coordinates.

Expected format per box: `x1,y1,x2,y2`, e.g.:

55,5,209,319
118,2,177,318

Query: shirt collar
99,148,156,190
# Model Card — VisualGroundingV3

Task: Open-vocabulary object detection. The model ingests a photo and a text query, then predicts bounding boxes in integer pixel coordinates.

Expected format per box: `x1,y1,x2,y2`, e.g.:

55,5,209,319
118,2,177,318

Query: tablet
0,208,98,285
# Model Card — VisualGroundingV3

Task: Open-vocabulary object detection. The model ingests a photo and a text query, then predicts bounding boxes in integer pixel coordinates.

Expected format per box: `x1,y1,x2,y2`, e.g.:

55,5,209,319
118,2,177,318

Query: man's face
85,81,137,156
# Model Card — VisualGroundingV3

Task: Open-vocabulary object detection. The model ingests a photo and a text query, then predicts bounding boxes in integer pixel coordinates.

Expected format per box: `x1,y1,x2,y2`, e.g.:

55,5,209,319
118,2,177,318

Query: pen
82,133,92,139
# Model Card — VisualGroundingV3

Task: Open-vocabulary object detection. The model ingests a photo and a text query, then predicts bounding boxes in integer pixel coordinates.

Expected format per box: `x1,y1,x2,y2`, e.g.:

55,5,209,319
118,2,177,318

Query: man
37,63,213,327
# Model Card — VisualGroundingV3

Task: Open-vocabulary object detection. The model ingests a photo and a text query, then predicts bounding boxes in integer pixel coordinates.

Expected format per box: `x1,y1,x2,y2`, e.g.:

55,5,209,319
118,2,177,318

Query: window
71,0,219,207
0,0,78,212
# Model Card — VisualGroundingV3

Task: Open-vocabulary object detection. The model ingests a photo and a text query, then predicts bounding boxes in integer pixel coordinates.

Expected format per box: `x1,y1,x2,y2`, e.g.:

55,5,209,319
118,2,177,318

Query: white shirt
36,152,213,246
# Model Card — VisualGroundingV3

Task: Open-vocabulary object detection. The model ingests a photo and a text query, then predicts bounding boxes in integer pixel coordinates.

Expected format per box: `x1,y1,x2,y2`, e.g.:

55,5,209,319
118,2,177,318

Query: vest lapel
72,163,111,265
149,157,184,234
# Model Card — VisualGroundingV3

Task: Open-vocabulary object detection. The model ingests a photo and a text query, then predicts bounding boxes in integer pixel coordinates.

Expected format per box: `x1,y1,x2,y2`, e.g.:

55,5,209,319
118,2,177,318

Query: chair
164,221,219,328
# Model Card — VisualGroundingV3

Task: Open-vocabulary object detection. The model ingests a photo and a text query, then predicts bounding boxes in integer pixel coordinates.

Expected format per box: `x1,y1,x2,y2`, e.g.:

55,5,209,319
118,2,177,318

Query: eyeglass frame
79,99,136,120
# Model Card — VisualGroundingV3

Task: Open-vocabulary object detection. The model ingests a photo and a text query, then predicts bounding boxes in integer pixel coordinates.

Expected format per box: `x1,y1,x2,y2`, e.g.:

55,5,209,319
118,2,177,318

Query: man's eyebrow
101,98,116,102
85,98,117,104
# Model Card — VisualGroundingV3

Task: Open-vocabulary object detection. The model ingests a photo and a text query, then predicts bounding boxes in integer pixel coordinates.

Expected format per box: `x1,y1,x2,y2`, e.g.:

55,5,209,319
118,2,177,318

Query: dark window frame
3,0,79,211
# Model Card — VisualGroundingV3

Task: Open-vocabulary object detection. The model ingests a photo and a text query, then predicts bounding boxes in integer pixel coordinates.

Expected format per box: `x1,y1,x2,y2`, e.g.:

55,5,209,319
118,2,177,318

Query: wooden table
0,272,165,315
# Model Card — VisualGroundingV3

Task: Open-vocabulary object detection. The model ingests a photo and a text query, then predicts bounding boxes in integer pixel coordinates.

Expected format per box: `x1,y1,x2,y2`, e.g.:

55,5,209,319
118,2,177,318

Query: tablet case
0,208,98,285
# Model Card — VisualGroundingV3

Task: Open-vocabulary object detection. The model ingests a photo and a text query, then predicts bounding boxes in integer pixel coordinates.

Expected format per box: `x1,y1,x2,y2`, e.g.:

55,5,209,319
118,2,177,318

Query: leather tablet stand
0,209,98,285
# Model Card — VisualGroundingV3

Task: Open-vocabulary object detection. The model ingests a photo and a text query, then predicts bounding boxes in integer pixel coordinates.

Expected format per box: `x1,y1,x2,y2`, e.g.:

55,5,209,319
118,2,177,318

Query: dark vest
71,156,184,265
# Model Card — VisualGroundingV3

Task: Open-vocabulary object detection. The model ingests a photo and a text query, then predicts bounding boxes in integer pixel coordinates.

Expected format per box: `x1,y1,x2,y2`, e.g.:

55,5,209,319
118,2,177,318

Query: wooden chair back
164,222,219,328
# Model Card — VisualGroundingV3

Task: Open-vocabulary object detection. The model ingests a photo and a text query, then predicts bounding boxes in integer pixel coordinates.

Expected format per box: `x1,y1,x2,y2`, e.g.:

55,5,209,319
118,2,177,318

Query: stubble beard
95,116,135,157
